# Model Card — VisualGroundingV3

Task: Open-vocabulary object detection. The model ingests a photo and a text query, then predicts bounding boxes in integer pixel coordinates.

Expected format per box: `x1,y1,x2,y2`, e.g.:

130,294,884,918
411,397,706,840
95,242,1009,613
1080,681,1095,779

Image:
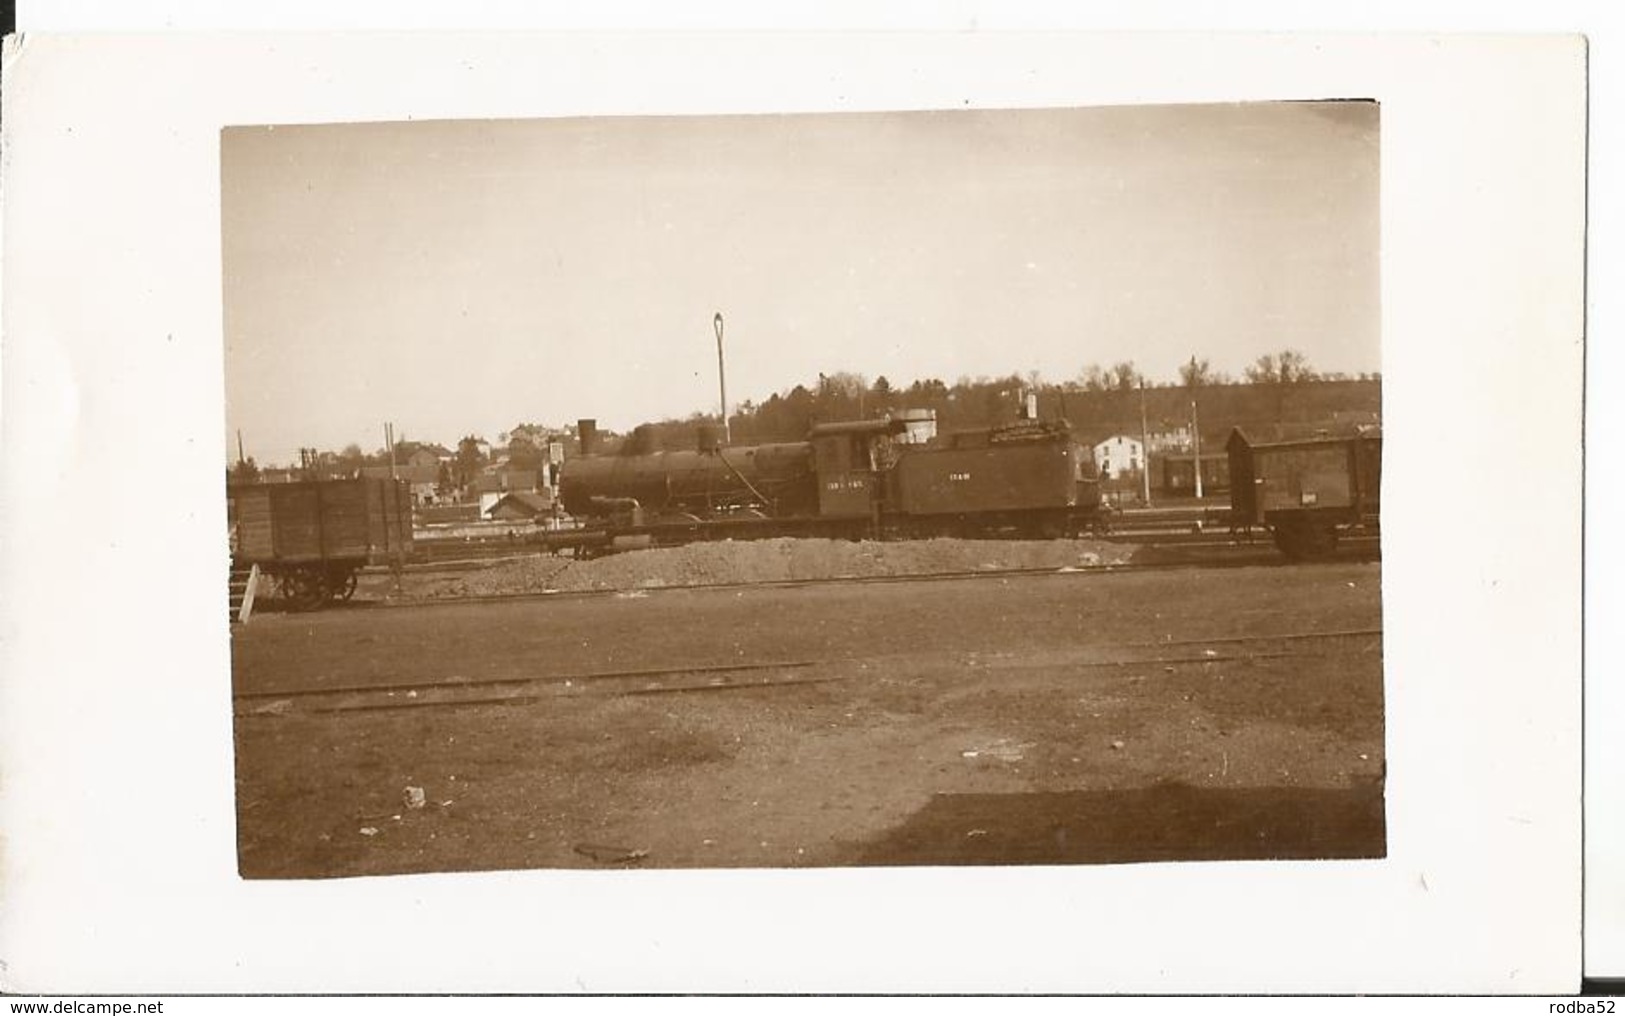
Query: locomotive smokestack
578,419,599,457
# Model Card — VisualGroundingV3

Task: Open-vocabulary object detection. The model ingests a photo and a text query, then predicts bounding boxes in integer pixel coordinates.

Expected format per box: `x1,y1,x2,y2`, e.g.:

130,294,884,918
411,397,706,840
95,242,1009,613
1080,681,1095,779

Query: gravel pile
438,537,1135,598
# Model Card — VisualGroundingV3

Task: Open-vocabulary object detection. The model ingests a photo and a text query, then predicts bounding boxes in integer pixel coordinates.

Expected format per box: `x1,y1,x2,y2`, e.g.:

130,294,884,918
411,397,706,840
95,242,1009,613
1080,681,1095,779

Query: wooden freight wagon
230,478,413,609
1227,423,1381,559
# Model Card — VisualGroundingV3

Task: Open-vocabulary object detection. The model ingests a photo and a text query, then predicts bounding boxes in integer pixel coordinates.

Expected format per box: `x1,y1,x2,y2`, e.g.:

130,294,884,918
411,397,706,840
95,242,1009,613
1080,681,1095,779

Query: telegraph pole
1188,356,1204,501
1138,379,1152,507
713,312,730,445
1191,401,1204,500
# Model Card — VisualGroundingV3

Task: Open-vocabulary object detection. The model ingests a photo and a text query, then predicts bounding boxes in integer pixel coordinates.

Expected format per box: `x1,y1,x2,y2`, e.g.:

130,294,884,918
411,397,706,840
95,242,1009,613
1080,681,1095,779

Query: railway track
233,658,835,718
233,626,1382,720
404,507,1288,565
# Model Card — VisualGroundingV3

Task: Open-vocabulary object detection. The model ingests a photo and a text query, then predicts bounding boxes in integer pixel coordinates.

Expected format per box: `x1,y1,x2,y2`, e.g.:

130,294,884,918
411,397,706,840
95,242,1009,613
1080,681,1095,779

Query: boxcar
230,477,413,608
1227,424,1381,559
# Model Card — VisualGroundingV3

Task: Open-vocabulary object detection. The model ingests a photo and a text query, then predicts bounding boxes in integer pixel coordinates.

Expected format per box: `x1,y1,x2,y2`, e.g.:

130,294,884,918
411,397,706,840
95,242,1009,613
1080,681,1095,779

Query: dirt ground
358,536,1138,600
232,555,1385,878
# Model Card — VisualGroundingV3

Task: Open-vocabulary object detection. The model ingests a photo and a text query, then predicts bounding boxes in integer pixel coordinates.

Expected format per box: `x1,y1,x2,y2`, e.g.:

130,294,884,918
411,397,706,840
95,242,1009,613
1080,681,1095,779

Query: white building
1145,425,1193,453
1091,435,1145,480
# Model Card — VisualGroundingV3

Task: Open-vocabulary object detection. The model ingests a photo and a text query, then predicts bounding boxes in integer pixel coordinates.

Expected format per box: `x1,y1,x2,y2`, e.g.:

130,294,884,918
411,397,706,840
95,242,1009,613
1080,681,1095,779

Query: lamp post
713,312,730,445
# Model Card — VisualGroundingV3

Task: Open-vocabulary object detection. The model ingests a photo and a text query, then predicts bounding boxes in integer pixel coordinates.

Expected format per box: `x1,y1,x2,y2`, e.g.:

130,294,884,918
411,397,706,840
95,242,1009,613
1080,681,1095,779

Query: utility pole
1191,399,1204,500
384,422,397,481
1138,379,1152,507
1188,356,1204,501
713,312,730,445
236,429,246,467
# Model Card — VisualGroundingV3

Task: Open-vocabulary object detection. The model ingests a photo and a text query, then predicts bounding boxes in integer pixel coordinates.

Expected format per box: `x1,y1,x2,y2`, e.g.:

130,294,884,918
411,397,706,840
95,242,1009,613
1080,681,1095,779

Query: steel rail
236,634,1381,719
232,658,820,703
241,672,847,717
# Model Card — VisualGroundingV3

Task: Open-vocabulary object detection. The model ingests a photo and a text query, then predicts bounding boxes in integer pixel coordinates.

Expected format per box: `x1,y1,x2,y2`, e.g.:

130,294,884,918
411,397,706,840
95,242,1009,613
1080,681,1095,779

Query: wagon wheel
279,569,329,611
326,567,360,602
1035,514,1067,541
1271,520,1338,561
1305,525,1340,558
1270,523,1307,560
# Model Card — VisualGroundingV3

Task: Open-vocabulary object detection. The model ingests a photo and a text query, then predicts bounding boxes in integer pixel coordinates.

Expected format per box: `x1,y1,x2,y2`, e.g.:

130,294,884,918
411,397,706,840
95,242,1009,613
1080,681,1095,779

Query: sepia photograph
0,26,1591,993
222,101,1386,878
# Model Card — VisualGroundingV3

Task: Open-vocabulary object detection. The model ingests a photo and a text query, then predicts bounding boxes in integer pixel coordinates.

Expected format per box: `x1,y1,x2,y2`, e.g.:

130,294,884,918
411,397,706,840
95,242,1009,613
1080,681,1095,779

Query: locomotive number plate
948,472,972,482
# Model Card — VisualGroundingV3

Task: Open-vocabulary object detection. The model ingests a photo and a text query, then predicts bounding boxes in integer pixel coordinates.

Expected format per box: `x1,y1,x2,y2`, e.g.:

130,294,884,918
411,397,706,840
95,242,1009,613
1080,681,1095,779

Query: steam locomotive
555,411,1102,553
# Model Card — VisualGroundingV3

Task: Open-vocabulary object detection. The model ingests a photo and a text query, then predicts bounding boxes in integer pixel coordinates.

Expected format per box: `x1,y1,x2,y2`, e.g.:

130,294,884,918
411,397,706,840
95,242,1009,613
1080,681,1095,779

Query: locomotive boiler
560,430,820,521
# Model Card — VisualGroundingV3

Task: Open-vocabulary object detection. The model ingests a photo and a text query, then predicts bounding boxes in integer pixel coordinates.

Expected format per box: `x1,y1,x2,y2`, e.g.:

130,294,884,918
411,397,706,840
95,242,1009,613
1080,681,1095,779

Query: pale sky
222,101,1379,464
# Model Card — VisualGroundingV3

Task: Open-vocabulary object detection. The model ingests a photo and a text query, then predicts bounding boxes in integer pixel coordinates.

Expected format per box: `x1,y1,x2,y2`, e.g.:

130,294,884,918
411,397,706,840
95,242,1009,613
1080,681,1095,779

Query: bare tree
1077,363,1110,392
1277,349,1317,384
1244,352,1280,384
1245,349,1319,384
1180,357,1216,388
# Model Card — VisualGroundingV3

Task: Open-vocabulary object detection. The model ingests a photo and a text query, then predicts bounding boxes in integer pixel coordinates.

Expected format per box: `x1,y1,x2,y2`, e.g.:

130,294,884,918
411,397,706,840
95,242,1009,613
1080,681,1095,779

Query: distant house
503,468,539,491
472,467,539,494
485,491,553,521
405,446,450,470
1090,435,1145,480
1144,425,1193,454
1330,410,1381,428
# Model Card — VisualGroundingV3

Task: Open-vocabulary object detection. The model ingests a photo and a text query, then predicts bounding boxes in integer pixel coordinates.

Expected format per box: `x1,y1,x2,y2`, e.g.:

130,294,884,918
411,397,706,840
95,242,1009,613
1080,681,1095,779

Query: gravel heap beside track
436,537,1136,598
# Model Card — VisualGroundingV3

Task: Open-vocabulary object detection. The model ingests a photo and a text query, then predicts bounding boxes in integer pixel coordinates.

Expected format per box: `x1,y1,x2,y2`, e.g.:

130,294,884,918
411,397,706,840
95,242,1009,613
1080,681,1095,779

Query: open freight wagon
230,477,413,609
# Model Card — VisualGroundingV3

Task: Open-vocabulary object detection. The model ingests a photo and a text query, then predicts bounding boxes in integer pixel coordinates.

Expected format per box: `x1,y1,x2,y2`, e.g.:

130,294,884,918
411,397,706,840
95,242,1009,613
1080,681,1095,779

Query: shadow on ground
834,780,1386,867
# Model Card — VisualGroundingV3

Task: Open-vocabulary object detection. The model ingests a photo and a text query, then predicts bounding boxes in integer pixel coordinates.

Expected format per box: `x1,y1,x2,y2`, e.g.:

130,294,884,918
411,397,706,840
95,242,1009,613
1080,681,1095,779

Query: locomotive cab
807,418,906,519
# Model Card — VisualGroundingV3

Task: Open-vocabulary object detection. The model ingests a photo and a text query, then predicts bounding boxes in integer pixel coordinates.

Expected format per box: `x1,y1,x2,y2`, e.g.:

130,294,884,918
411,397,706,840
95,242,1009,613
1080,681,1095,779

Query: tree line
231,348,1378,480
661,349,1378,450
